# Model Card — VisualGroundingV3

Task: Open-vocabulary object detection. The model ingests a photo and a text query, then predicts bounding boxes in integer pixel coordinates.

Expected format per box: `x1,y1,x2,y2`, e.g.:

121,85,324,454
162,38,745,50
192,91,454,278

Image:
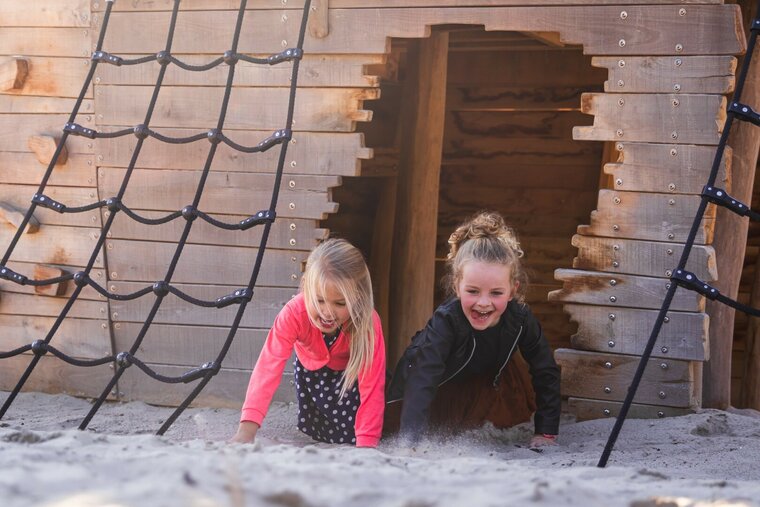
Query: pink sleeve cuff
355,435,379,448
240,408,265,426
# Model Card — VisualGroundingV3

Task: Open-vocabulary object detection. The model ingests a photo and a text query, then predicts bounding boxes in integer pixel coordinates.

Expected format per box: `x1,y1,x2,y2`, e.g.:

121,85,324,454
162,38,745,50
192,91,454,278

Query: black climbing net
0,0,312,435
599,5,760,466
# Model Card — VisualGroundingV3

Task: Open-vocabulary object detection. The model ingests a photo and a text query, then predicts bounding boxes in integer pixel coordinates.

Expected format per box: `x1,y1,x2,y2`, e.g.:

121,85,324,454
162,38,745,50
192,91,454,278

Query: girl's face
309,281,351,335
455,261,517,330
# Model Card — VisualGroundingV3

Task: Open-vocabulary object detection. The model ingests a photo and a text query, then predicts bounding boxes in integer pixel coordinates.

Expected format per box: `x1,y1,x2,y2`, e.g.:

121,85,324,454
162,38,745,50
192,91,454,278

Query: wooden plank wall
0,1,747,415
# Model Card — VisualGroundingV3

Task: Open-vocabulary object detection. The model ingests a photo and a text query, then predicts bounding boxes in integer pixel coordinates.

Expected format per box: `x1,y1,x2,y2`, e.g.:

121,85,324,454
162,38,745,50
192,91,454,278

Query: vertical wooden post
740,254,760,407
703,3,760,408
389,30,449,365
369,175,397,337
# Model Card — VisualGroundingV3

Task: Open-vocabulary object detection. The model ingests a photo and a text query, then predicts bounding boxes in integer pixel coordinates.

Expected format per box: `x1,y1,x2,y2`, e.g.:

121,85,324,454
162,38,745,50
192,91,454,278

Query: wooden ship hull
0,0,758,421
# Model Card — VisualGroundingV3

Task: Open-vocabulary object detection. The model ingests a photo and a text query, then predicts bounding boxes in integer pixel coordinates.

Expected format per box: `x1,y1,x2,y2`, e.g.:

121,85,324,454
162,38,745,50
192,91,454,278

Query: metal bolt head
672,99,680,107
658,391,667,399
604,387,612,394
613,244,620,251
674,84,681,92
289,238,297,246
657,411,665,418
618,98,625,107
675,58,682,67
668,233,675,240
619,39,626,47
609,296,617,303
666,249,673,255
671,131,678,139
669,199,676,206
616,129,624,137
289,223,297,231
289,202,296,210
617,80,625,88
616,143,624,152
604,361,613,369
670,148,678,156
609,313,616,321
660,362,669,370
664,316,670,323
668,183,676,192
666,269,673,277
612,261,620,268
613,224,620,231
613,197,621,204
288,180,296,188
620,11,628,20
615,178,623,186
610,279,617,286
661,346,669,353
608,340,616,348
675,44,683,52
679,8,686,16
604,409,611,416
618,60,626,68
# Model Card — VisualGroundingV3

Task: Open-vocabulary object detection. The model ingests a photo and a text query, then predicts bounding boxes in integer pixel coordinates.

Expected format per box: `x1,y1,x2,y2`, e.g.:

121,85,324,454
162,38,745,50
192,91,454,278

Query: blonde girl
387,211,560,447
232,239,386,447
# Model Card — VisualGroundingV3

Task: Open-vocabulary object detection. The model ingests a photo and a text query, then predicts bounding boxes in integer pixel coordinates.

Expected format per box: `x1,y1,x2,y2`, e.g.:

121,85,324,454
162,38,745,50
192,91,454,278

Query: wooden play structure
1,0,759,422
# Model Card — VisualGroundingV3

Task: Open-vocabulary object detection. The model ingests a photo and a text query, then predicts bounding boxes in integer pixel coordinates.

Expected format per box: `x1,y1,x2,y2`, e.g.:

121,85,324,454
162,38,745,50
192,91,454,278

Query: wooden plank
0,315,111,359
571,235,717,281
549,269,705,312
556,348,698,408
446,110,592,141
105,240,307,286
95,54,383,88
109,282,296,328
32,265,67,296
0,355,116,401
577,190,716,245
574,93,726,145
308,0,330,38
1,261,106,301
0,114,94,154
100,168,339,220
563,304,709,362
0,224,103,268
446,86,592,111
0,28,91,58
0,152,95,187
567,397,694,422
107,211,325,251
96,130,371,176
0,57,29,92
740,254,760,408
97,6,743,56
117,366,295,408
28,135,68,166
593,56,736,94
0,1,91,27
0,294,108,321
95,0,724,11
0,96,93,114
0,202,39,234
442,137,602,167
389,31,449,366
441,164,602,192
604,143,731,195
95,86,377,132
1,57,92,99
369,176,397,339
113,322,268,370
0,185,101,228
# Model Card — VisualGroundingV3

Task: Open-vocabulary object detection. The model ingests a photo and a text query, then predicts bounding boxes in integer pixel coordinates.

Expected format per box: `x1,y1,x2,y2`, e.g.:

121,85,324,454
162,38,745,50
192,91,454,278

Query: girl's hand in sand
529,434,557,448
230,421,260,443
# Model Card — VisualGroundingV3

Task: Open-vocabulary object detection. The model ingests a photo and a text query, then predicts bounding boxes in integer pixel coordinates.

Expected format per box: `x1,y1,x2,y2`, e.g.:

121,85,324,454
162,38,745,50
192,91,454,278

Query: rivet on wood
610,279,617,286
291,257,297,262
617,80,625,88
604,387,612,393
675,44,683,53
664,316,670,323
675,58,682,67
666,270,672,277
110,285,117,292
609,296,617,303
290,223,297,231
668,233,675,240
668,199,675,206
282,14,288,22
673,84,681,92
290,138,296,144
671,131,678,139
616,143,624,151
101,323,107,329
281,40,288,47
612,261,619,268
604,409,611,416
618,60,625,68
670,148,678,156
111,272,118,278
660,363,669,370
672,99,680,107
289,239,297,246
608,340,616,348
107,243,113,250
609,313,616,321
668,183,676,192
615,178,623,186
288,180,296,188
289,203,296,210
112,312,119,320
613,225,620,231
616,129,624,137
620,11,628,19
617,98,625,107
613,244,620,251
679,8,686,16
666,283,671,290
291,274,298,280
618,39,626,47
662,346,669,354
613,197,621,204
667,249,673,255
290,161,297,167
657,411,665,418
658,391,666,399
604,361,613,369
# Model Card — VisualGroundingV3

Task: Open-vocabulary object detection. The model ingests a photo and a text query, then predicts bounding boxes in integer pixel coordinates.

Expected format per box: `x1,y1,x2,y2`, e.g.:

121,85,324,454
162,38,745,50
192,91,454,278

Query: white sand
1,391,759,507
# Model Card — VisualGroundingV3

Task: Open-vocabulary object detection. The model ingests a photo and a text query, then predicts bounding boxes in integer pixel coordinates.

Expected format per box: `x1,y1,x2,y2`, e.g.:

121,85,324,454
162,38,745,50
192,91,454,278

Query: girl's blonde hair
445,211,527,303
301,238,376,398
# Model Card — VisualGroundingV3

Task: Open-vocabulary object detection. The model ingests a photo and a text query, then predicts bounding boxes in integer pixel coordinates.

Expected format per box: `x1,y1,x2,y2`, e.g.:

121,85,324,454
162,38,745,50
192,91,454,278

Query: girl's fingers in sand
230,421,260,443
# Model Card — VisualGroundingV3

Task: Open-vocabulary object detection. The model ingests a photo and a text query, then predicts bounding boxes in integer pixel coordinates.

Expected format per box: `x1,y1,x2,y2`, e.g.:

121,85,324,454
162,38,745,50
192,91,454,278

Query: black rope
598,3,760,467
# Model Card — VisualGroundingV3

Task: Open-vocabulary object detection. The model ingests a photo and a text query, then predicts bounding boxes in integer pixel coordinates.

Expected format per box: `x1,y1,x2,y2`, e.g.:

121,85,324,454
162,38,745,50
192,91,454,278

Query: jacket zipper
493,325,522,387
438,334,476,387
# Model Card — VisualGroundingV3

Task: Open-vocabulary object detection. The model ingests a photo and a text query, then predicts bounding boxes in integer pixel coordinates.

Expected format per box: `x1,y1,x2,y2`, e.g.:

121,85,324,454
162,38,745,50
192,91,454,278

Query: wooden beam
28,135,67,166
389,31,449,365
568,397,693,422
308,0,330,39
740,254,760,408
32,264,68,297
0,202,38,234
704,3,760,409
0,57,29,91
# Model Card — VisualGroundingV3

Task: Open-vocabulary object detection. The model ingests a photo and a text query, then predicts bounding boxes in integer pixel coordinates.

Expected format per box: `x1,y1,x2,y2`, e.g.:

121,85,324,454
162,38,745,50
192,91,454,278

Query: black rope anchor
598,2,760,467
0,0,313,437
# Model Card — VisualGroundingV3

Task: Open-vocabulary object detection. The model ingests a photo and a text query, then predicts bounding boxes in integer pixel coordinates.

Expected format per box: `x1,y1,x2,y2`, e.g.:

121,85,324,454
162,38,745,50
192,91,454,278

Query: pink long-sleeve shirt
240,293,386,447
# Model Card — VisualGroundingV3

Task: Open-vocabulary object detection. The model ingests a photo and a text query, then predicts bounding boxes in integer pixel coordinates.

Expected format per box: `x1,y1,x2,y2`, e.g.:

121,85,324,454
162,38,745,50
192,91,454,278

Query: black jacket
387,297,561,437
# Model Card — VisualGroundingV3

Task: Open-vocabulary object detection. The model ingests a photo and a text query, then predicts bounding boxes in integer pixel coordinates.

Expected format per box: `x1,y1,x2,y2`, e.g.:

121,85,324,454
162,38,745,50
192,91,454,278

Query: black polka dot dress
293,331,360,444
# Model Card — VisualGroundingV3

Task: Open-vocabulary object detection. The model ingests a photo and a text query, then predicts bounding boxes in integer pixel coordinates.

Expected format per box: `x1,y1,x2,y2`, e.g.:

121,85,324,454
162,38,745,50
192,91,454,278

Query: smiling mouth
471,309,493,321
319,317,337,328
